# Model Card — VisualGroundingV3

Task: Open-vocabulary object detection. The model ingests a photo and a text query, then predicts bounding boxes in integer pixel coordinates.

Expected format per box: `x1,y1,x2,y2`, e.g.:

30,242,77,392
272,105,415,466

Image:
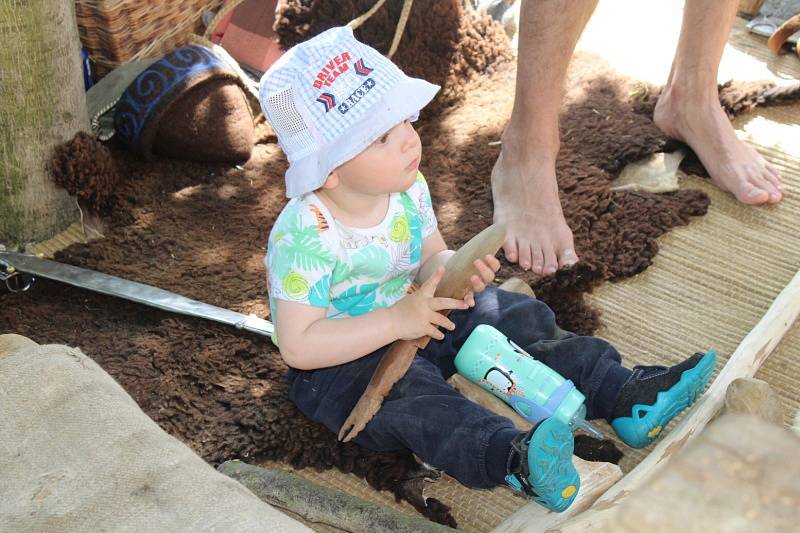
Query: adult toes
558,247,579,269
529,242,545,275
542,245,558,276
733,180,770,205
754,172,783,204
765,163,783,185
502,235,519,264
763,167,784,202
515,238,532,271
767,186,783,204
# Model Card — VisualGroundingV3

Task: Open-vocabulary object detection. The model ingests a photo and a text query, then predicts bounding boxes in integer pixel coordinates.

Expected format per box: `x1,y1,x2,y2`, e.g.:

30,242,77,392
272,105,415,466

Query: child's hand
463,254,501,307
389,266,469,341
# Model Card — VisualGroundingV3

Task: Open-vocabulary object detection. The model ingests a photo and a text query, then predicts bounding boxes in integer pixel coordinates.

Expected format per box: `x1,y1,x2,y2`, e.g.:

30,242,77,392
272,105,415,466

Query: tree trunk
0,0,88,246
219,460,456,533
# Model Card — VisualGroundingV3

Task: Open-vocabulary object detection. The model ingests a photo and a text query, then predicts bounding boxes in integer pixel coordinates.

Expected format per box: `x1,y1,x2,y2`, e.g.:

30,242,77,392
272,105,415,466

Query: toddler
261,26,715,512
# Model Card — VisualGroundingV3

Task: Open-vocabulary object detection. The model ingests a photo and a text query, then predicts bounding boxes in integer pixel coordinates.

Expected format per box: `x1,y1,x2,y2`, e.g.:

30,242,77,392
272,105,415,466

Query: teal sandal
505,417,580,512
611,351,716,448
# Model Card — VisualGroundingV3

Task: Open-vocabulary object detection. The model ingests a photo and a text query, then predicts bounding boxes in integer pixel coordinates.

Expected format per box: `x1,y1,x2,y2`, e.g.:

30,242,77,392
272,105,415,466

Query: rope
347,0,415,58
203,0,247,39
187,33,218,49
387,0,414,58
347,0,389,30
758,82,800,106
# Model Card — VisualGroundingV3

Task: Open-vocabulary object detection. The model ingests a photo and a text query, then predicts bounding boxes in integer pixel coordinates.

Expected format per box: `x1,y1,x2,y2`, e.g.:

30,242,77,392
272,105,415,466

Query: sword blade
0,252,273,337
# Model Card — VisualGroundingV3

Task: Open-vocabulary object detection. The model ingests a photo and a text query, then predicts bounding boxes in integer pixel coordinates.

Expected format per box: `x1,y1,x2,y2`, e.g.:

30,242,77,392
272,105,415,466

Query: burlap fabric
0,334,308,533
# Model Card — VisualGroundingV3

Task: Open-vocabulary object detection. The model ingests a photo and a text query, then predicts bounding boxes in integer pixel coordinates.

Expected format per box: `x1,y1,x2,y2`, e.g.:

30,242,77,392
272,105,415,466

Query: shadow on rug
4,1,799,526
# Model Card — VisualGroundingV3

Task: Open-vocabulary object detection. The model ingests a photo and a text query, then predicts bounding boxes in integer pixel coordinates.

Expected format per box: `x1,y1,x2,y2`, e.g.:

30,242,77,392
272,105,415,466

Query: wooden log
338,224,506,442
738,0,766,17
767,14,800,57
448,368,623,532
493,457,622,533
609,413,800,532
444,277,622,532
498,276,536,298
434,223,507,300
0,0,87,245
549,269,800,533
721,377,784,425
219,460,456,532
793,409,800,437
448,373,532,430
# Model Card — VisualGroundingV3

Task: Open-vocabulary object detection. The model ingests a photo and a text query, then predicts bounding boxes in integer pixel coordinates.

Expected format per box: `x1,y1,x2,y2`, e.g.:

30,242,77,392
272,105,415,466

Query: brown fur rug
4,2,799,527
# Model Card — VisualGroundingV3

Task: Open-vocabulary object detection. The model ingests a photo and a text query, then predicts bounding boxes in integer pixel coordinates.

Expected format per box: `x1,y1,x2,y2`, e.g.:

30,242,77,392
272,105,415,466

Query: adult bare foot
654,86,783,205
491,148,578,275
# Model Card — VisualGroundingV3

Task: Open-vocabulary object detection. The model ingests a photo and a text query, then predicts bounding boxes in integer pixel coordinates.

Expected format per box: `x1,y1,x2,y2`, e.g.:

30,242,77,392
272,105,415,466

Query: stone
608,414,800,533
722,377,784,425
609,150,685,193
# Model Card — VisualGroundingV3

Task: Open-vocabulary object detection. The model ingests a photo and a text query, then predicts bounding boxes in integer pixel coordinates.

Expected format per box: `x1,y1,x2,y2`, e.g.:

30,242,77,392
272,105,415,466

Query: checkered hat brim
259,26,439,198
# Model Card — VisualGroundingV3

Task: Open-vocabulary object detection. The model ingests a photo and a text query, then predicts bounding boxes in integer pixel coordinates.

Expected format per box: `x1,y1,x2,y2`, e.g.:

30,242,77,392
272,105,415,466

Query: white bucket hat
259,26,440,198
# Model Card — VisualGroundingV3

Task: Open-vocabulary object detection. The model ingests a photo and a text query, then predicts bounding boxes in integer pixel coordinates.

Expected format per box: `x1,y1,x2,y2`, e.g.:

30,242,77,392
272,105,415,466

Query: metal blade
0,252,273,337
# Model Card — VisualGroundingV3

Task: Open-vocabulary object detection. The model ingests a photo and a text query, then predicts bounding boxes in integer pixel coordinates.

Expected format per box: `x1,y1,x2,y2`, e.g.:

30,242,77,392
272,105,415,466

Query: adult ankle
500,120,560,162
659,80,718,110
496,141,559,175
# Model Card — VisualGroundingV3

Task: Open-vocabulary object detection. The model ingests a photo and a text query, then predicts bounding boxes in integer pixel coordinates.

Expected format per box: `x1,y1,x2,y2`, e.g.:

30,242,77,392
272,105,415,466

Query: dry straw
75,0,226,78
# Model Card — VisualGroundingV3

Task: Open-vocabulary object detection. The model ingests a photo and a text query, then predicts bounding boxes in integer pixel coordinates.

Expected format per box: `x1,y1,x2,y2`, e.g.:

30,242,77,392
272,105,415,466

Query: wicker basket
75,0,225,79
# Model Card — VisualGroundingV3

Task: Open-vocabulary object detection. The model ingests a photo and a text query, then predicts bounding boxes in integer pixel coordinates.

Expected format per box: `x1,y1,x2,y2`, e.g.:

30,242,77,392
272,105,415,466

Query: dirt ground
2,3,795,525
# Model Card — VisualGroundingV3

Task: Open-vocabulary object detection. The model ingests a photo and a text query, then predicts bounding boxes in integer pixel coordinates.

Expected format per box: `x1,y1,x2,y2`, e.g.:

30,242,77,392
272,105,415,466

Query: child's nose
401,123,417,151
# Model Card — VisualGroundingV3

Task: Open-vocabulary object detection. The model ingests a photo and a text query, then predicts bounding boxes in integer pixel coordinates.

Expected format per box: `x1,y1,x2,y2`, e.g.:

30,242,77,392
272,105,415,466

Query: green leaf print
277,208,302,236
331,261,353,286
400,193,423,264
380,274,411,299
351,246,389,279
308,274,331,307
280,230,335,271
371,300,390,311
331,283,379,317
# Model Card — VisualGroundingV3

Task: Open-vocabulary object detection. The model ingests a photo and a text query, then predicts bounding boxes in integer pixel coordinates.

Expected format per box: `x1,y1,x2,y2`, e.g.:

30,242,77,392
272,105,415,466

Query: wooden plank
738,0,766,17
450,370,623,533
219,461,455,533
608,413,800,532
493,458,622,533
339,224,506,442
449,373,533,431
549,270,800,532
440,279,623,532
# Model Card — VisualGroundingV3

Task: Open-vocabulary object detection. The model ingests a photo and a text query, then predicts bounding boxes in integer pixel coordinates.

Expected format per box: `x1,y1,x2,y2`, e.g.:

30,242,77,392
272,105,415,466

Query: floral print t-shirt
265,171,437,345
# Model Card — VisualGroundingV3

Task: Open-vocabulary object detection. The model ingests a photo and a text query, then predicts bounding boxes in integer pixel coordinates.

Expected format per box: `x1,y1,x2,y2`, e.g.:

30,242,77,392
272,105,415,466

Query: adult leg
654,0,783,204
492,0,598,275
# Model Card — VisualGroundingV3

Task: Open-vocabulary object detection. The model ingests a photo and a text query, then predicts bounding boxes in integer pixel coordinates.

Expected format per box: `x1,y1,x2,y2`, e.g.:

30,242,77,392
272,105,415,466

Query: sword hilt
1,254,36,292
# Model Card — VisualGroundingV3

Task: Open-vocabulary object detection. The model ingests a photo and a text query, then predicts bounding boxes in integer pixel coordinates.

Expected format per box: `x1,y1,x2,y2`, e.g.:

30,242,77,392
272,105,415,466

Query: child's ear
321,171,339,190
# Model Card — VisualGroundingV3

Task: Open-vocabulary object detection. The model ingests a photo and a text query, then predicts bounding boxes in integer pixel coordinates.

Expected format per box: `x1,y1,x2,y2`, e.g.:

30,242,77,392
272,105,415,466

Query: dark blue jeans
286,286,631,488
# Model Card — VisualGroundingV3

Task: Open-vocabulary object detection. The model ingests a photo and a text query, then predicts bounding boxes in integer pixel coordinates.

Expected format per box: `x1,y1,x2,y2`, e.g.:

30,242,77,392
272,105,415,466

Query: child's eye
376,134,389,145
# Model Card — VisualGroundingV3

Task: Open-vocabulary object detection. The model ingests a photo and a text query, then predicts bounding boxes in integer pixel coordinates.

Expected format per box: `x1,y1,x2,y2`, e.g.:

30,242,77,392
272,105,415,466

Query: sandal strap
506,427,538,498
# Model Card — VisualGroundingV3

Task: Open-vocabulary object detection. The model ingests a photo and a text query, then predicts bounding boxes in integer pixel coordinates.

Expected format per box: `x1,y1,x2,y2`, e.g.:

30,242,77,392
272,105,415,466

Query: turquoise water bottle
454,324,604,439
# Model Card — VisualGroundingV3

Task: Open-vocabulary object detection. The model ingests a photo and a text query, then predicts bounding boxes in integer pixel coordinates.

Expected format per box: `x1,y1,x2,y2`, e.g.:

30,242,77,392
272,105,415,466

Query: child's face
330,119,421,195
